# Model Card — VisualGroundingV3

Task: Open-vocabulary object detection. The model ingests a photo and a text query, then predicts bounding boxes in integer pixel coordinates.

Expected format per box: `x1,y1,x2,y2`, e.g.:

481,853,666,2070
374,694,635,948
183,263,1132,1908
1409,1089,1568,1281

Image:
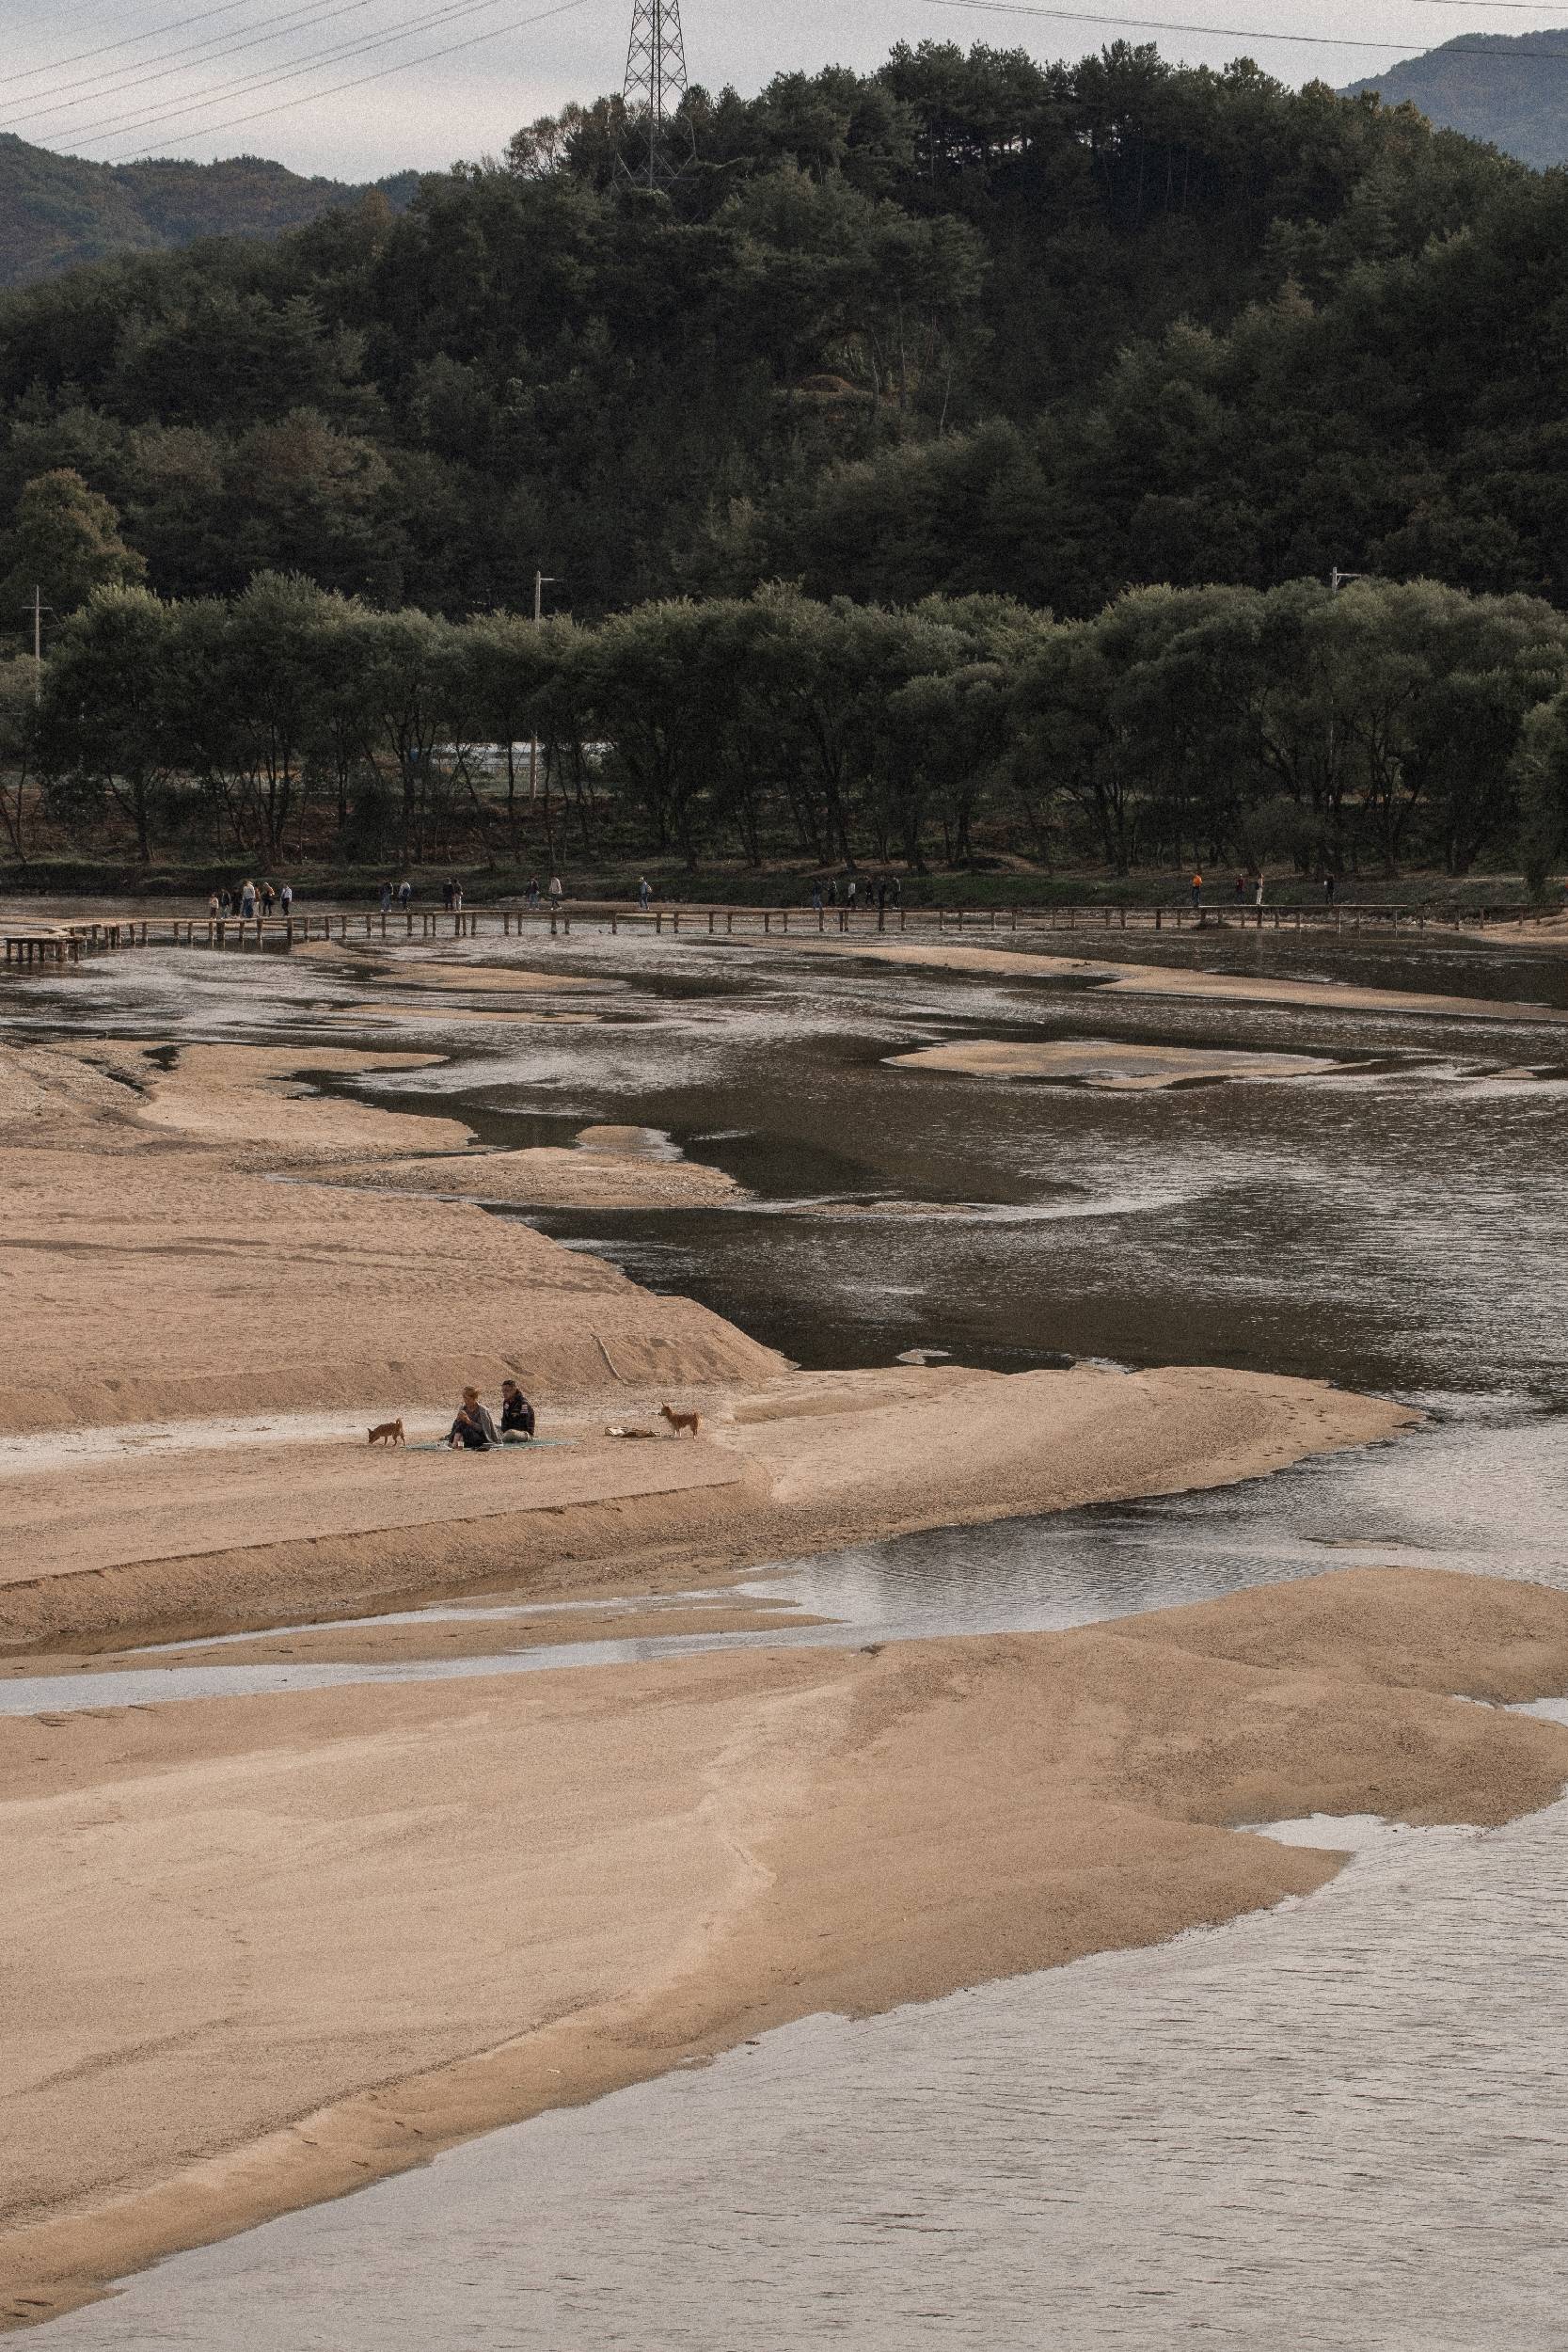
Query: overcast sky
4,0,1562,184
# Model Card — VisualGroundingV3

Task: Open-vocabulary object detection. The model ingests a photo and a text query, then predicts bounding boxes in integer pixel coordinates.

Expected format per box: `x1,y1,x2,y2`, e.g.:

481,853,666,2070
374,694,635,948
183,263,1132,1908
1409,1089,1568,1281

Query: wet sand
7,1593,820,1678
323,1120,746,1209
3,1565,1566,2329
336,1001,602,1028
348,959,603,993
887,1039,1346,1088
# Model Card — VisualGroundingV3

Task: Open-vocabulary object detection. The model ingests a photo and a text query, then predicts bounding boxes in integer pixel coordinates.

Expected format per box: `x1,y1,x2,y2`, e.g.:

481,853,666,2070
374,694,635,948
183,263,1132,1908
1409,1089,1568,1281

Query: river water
40,1796,1568,2351
8,914,1568,2344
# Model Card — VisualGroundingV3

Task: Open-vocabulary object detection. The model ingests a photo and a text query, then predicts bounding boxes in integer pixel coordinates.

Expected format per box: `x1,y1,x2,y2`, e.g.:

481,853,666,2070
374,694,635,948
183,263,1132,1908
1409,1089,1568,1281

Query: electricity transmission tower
620,0,692,189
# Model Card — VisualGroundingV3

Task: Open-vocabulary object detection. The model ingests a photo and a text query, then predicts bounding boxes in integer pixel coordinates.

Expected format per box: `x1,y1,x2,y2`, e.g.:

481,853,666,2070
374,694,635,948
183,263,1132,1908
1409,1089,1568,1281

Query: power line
0,0,277,91
47,0,1568,166
909,0,1568,59
87,0,593,158
40,0,546,148
0,0,381,132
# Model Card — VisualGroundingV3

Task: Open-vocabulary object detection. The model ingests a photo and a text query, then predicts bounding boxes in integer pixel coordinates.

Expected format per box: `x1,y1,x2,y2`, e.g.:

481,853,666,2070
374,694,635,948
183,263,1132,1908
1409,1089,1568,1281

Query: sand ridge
0,1040,781,1448
887,1038,1347,1088
2,1566,1566,2328
321,1120,746,1210
0,1362,1413,1653
360,958,604,993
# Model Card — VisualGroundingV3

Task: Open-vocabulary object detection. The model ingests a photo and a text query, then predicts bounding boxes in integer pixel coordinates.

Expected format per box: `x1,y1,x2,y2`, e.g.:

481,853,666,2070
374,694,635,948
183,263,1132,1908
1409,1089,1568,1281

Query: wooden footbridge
1,898,1552,970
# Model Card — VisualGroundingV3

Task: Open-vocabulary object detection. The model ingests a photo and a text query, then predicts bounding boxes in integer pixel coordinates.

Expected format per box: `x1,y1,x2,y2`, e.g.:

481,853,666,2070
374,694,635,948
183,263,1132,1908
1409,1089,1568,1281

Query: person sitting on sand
499,1380,535,1442
448,1388,498,1450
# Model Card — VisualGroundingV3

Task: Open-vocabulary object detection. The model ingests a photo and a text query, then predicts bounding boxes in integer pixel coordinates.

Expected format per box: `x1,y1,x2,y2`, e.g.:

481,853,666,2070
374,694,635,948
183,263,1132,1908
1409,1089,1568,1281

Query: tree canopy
19,572,1566,884
0,42,1544,628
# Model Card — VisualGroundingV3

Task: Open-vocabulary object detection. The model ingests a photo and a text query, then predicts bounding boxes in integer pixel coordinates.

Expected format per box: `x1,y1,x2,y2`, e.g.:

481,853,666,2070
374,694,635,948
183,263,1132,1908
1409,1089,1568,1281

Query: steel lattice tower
620,0,691,188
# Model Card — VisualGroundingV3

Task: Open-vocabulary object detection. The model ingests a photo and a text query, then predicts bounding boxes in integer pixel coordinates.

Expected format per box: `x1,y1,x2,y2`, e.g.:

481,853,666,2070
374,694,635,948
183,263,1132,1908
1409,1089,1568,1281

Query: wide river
9,911,1568,2346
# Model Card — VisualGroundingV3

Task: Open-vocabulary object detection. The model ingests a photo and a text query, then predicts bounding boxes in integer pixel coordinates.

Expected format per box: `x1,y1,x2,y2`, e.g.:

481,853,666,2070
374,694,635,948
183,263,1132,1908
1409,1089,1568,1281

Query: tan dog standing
368,1418,404,1447
659,1403,701,1438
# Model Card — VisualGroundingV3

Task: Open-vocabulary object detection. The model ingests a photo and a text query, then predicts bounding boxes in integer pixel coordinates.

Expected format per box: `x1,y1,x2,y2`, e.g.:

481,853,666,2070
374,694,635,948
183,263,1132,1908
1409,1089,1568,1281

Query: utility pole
528,570,556,805
620,0,692,188
1329,566,1365,595
26,587,53,702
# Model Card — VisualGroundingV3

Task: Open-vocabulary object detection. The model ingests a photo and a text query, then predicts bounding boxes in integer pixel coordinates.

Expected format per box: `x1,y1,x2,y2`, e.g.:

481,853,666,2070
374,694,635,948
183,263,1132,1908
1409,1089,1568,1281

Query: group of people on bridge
207,882,292,919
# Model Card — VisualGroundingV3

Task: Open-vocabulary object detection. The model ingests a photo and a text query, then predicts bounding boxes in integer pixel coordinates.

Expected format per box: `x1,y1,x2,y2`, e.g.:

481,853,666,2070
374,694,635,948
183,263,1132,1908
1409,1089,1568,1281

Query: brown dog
368,1418,404,1447
659,1403,701,1438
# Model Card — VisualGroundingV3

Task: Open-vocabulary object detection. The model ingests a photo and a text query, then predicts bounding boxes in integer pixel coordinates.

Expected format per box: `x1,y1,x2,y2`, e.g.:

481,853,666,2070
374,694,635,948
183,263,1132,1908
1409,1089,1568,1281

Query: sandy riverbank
3,1565,1567,2328
0,1358,1411,1652
0,1039,779,1454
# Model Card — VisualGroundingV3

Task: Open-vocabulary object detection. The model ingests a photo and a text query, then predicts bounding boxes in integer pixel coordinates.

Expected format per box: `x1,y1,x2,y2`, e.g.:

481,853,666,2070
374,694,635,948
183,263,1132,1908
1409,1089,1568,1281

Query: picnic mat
404,1438,579,1454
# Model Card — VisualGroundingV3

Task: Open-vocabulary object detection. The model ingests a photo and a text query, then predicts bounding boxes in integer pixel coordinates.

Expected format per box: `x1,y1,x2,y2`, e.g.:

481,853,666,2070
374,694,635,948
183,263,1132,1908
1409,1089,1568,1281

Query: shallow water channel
8,915,1568,2344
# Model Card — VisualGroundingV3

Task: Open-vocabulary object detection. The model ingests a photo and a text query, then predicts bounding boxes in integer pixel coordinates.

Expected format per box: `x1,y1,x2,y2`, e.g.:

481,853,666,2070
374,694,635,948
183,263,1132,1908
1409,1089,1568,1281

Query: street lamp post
528,570,557,804
26,586,53,701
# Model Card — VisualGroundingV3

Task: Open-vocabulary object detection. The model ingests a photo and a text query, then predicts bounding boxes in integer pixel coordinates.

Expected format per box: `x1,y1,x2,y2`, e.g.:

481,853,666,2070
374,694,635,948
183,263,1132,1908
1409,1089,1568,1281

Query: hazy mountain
0,135,420,287
1343,29,1568,169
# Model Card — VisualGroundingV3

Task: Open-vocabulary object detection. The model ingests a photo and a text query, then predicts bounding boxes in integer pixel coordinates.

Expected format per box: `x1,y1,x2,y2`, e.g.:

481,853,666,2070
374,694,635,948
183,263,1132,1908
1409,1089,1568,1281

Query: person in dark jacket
499,1380,536,1441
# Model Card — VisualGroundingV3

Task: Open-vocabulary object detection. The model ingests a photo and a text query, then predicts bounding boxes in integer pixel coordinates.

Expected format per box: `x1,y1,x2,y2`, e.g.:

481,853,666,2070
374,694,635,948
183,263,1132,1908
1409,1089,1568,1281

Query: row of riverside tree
7,573,1568,884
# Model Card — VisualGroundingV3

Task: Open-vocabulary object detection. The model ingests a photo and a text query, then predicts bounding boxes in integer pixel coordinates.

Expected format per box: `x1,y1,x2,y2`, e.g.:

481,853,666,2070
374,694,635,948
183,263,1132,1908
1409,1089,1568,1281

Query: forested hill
1343,31,1568,170
0,135,420,287
1,42,1562,630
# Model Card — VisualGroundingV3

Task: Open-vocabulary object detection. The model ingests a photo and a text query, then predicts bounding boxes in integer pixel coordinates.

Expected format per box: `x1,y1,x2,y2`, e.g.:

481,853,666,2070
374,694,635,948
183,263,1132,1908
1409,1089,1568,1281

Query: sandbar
0,1363,1413,1653
888,1039,1345,1088
368,959,603,993
3,1565,1566,2327
0,1041,778,1453
334,1000,601,1027
325,1120,746,1211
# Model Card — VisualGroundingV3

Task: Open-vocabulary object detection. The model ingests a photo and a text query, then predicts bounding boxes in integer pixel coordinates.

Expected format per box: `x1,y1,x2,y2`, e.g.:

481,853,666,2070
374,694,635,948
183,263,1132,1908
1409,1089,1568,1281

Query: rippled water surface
10,917,1568,1389
45,1797,1568,2350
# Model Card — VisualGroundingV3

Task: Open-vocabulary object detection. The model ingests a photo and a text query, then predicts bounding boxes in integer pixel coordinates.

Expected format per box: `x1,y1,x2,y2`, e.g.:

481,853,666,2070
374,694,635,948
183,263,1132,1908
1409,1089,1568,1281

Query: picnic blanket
404,1437,579,1454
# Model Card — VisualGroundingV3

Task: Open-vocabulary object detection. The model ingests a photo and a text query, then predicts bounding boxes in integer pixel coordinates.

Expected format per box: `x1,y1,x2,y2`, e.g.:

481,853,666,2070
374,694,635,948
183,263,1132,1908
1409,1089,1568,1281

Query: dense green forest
0,43,1541,623
6,573,1568,888
0,135,419,289
6,43,1568,886
1344,32,1568,172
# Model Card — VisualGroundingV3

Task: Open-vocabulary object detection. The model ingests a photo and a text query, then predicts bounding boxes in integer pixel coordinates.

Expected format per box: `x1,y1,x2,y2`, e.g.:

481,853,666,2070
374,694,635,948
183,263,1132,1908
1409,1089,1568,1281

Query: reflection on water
8,922,1568,1391
46,1797,1568,2350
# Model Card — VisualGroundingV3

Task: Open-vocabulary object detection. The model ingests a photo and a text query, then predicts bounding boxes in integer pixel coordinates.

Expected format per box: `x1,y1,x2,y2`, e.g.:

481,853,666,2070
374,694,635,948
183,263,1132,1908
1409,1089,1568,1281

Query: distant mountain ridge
0,135,421,286
1343,29,1568,169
